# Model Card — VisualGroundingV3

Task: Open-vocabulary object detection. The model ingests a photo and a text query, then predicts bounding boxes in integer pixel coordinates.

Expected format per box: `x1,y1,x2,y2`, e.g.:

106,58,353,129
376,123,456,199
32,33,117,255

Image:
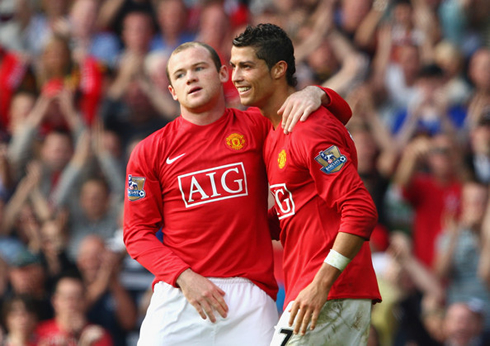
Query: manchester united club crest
127,175,146,201
278,149,287,169
226,133,246,150
314,145,347,174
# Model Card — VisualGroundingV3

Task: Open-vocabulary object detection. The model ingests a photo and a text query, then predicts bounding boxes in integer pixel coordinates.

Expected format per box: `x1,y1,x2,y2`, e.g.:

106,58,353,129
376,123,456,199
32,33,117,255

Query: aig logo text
269,183,295,219
178,163,248,207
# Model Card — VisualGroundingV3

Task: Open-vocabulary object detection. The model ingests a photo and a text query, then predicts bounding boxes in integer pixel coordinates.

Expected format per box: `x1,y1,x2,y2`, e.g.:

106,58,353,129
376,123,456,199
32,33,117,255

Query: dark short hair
418,63,444,79
1,294,39,328
166,41,222,84
233,23,297,87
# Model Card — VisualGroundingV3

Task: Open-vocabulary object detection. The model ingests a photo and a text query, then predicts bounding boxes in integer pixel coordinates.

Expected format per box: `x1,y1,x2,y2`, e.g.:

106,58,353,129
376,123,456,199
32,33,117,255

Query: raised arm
280,86,352,134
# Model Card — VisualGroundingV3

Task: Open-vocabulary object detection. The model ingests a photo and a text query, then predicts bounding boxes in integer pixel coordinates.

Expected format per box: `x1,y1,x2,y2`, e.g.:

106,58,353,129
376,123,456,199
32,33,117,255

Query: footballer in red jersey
231,24,381,346
124,41,352,346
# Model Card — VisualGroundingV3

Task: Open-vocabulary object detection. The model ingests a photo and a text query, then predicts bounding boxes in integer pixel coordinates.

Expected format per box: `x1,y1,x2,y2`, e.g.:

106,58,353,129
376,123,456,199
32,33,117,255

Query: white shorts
137,277,278,346
270,299,372,346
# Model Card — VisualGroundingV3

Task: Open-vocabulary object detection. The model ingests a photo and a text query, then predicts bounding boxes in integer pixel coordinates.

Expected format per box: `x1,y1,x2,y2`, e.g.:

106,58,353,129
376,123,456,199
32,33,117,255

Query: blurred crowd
0,0,489,345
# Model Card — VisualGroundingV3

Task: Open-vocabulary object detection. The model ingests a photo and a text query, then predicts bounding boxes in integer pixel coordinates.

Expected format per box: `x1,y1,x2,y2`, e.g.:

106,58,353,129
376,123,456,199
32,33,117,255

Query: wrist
324,249,351,272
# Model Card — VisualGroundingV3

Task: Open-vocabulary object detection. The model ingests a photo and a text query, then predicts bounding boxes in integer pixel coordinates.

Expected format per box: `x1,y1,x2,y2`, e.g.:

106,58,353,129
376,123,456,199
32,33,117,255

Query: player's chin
238,95,254,107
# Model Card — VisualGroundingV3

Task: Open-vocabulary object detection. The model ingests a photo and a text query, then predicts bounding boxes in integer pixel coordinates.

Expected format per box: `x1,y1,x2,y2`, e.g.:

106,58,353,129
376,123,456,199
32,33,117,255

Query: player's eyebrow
172,61,209,77
229,60,255,68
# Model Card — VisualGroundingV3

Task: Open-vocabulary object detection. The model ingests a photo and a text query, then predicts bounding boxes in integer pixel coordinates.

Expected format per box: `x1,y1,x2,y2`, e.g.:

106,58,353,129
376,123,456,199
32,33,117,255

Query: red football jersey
264,108,381,307
36,320,113,346
124,108,278,299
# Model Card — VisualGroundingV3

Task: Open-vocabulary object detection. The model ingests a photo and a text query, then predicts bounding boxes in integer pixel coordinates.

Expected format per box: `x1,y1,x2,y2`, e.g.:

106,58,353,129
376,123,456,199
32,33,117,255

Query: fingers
288,302,299,328
281,103,316,134
288,302,321,336
293,307,306,335
191,299,214,322
201,299,217,323
191,288,228,323
213,288,229,318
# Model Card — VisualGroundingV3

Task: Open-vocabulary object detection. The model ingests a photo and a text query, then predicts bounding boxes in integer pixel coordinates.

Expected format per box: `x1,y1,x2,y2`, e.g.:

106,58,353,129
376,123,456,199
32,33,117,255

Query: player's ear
168,84,178,101
219,65,229,83
271,61,287,80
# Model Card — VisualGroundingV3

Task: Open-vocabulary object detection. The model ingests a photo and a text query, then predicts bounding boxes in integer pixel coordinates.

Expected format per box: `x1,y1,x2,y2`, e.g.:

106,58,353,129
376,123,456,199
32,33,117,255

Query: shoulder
291,108,347,140
35,319,57,333
130,121,177,160
229,107,271,129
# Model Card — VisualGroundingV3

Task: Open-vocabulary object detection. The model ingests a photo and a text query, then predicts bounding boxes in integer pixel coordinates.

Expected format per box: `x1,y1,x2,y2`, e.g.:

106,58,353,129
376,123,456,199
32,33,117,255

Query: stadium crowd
0,0,489,345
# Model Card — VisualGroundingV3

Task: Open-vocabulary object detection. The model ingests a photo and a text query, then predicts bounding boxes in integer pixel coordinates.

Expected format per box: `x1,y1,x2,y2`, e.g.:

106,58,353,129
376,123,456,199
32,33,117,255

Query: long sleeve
123,138,190,287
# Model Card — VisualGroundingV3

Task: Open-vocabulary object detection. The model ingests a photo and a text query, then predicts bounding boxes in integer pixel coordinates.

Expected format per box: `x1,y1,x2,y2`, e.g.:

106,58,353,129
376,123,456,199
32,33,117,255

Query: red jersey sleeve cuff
315,86,352,125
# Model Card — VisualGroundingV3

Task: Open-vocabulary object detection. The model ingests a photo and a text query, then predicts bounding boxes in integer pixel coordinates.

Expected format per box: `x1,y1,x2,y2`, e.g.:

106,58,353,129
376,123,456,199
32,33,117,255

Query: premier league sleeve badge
314,145,347,174
127,175,146,201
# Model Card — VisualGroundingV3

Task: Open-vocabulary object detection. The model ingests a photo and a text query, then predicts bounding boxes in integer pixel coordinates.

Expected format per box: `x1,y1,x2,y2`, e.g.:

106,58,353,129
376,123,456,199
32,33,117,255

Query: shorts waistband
208,277,252,285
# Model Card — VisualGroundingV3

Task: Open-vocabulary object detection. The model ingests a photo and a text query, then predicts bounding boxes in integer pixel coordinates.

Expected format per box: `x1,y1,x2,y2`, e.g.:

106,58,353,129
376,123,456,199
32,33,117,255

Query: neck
180,96,227,126
259,85,296,129
8,333,30,344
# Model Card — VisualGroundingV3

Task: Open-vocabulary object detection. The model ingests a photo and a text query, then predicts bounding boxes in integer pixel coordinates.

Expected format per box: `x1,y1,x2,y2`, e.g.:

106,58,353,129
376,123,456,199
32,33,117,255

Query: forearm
8,125,37,177
0,181,32,234
354,7,386,49
29,188,52,222
315,232,366,289
393,151,418,188
403,256,445,297
107,75,131,100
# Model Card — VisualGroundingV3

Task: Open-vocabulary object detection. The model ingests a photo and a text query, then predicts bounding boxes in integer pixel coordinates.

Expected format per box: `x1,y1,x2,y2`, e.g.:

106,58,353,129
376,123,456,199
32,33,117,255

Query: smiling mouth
236,86,251,93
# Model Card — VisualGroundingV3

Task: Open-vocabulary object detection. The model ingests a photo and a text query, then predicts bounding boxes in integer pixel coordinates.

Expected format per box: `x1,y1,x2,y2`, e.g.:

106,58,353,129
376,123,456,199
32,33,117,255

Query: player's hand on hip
279,86,323,134
177,269,228,322
288,282,329,336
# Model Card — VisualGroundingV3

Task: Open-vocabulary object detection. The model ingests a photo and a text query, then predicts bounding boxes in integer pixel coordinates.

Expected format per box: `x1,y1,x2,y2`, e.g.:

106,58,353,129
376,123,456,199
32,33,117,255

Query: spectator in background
438,0,490,57
433,40,472,111
97,0,155,37
434,181,490,333
346,85,398,229
67,0,121,69
466,48,490,129
37,216,78,293
465,110,490,184
0,162,50,254
35,34,103,127
23,0,72,57
442,301,488,346
6,91,37,137
372,33,421,129
0,0,31,52
0,50,37,133
7,90,88,206
0,294,39,346
393,63,460,150
196,0,241,108
150,0,195,54
290,0,369,96
393,133,463,268
65,177,122,260
76,235,137,346
101,9,168,150
0,136,14,202
371,232,444,346
139,51,179,119
3,250,53,321
35,273,113,346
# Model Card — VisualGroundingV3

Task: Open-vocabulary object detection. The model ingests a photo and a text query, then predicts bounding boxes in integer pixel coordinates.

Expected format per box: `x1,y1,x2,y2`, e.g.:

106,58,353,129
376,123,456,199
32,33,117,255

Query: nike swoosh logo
166,153,186,164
